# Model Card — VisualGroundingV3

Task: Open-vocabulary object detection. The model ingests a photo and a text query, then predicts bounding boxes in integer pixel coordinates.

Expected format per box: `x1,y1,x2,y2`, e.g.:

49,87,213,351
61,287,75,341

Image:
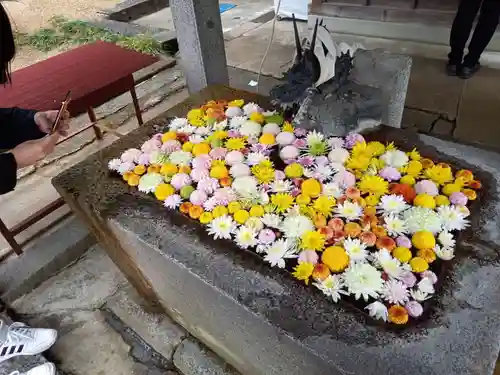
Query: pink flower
190,190,208,205
294,128,307,137
203,197,219,211
405,301,423,318
258,229,276,244
192,155,212,169
379,166,401,181
121,148,142,163
276,132,295,146
225,150,244,165
280,145,299,160
315,156,329,166
449,192,468,206
164,194,182,209
141,138,161,153
197,177,219,194
209,147,228,160
274,170,286,181
333,170,356,188
298,156,315,167
421,270,438,284
161,140,182,154
227,130,241,138
414,180,439,196
298,250,319,265
291,187,301,197
396,236,412,249
293,138,307,148
398,271,417,288
171,173,192,190
328,137,345,148
247,136,258,145
213,187,236,204
190,168,210,182
344,133,365,149
152,133,163,141
137,153,151,166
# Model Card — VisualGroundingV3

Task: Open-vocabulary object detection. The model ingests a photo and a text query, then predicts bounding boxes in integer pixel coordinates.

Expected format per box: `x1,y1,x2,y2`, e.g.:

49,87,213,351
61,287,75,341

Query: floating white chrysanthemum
246,152,269,166
178,125,196,135
434,244,455,260
195,126,211,135
138,173,163,193
410,288,430,302
149,151,169,165
240,121,262,138
344,263,384,301
242,102,261,115
384,214,408,237
235,226,258,249
108,158,122,171
188,134,205,144
335,201,363,221
378,194,409,215
270,180,292,193
373,249,403,279
328,147,350,164
246,217,264,232
281,215,315,239
263,239,297,268
207,215,235,240
380,149,409,168
365,301,388,322
343,238,368,263
313,275,345,302
262,213,282,229
322,182,343,198
230,116,247,129
403,207,442,234
169,150,193,166
306,130,324,146
225,107,243,118
417,277,435,294
304,164,336,182
117,162,135,175
169,117,189,130
437,205,469,231
438,231,456,249
381,279,409,305
229,163,251,178
213,119,228,130
232,176,258,195
164,194,182,209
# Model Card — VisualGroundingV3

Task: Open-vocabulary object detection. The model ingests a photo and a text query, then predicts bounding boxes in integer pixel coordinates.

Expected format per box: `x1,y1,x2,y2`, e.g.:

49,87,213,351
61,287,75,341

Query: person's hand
34,110,70,136
10,133,60,169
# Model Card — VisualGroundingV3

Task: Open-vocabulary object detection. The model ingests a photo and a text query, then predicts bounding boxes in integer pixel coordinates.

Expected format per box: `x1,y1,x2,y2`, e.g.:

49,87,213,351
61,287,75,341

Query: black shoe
446,62,460,76
459,63,480,79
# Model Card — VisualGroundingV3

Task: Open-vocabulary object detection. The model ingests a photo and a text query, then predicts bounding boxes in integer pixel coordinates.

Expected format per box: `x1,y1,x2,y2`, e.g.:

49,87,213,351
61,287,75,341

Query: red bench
0,41,159,255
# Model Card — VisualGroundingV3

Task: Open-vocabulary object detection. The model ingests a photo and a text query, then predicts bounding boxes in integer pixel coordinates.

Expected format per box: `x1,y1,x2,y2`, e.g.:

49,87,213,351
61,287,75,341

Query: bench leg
87,107,103,140
0,218,23,255
130,87,143,126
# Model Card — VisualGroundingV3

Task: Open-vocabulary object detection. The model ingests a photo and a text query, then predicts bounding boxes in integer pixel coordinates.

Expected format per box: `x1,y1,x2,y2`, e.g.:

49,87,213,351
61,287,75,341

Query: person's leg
448,0,482,73
462,0,500,77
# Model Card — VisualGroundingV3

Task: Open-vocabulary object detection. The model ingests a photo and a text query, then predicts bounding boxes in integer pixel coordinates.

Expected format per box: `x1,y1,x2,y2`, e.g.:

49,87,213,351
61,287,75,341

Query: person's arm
0,152,17,194
0,107,45,150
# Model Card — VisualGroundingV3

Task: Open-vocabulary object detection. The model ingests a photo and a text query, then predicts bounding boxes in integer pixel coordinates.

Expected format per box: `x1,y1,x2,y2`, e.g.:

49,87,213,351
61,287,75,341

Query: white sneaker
8,363,56,375
0,323,57,362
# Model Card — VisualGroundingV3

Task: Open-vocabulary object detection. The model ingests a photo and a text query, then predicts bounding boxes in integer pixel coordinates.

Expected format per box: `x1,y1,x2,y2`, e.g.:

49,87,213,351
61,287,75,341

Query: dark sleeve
0,107,44,150
0,152,17,194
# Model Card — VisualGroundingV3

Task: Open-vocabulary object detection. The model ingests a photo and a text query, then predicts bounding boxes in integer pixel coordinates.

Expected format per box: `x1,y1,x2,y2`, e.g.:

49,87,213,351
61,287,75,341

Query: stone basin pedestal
53,86,500,375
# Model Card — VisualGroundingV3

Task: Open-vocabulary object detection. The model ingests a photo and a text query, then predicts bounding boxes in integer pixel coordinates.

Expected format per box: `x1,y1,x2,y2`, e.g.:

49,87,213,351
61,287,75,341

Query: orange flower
388,305,409,325
360,231,377,247
319,226,334,241
390,183,416,203
122,171,133,181
127,174,140,187
330,230,345,245
462,188,477,200
372,225,387,238
205,107,226,121
328,218,344,231
189,205,203,219
314,213,327,228
466,180,482,190
364,206,377,216
420,158,434,169
437,162,450,169
179,165,192,174
180,202,193,214
417,248,437,263
345,187,361,199
344,222,361,238
376,236,396,251
337,196,347,205
456,169,474,182
220,177,233,187
148,165,161,174
361,214,378,229
312,264,331,281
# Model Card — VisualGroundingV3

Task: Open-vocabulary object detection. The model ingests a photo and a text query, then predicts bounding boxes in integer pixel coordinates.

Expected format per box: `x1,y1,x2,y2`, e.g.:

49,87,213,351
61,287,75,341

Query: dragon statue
269,16,384,137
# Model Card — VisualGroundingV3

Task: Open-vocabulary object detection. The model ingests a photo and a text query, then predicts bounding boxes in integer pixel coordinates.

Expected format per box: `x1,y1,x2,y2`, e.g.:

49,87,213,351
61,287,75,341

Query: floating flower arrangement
108,99,481,325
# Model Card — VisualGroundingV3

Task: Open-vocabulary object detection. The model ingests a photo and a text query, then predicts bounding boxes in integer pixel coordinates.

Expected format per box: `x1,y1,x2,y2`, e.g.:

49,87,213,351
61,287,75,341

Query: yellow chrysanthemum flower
425,164,454,185
160,163,178,177
434,195,450,206
301,178,322,197
154,183,175,201
442,183,461,196
212,205,229,218
292,262,315,285
366,141,386,156
249,112,265,124
284,163,304,178
259,133,275,145
408,148,421,161
192,143,211,156
210,165,229,179
249,205,265,217
228,201,242,214
358,175,389,196
234,209,250,224
133,165,147,175
313,195,336,217
228,99,244,107
251,162,275,184
322,246,349,272
161,131,177,142
385,142,396,151
199,212,213,224
282,121,294,132
296,194,311,205
225,137,247,151
300,230,326,251
212,130,228,140
406,160,423,176
271,193,294,213
400,175,416,185
346,155,371,171
182,142,194,152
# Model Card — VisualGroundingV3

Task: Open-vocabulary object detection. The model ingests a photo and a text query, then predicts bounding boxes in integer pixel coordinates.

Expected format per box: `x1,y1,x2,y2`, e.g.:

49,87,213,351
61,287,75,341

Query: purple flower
344,133,365,149
258,229,276,244
421,270,438,284
192,155,212,169
141,138,162,153
449,192,468,206
191,168,210,182
327,137,345,148
251,143,269,154
280,145,300,161
276,132,295,146
225,150,244,165
333,170,356,188
164,194,182,209
315,156,329,166
274,170,286,181
298,250,319,265
227,130,241,138
203,197,219,211
414,180,439,196
379,166,401,182
209,147,228,160
294,128,307,137
398,271,417,288
396,236,412,249
298,155,315,167
291,187,301,197
190,190,208,206
137,153,151,166
197,177,219,194
292,138,307,148
405,301,423,318
121,148,142,163
161,140,181,154
171,173,192,190
213,187,236,204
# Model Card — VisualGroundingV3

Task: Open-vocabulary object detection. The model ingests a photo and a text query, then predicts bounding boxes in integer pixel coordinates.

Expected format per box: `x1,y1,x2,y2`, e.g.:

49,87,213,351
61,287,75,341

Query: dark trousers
449,0,500,66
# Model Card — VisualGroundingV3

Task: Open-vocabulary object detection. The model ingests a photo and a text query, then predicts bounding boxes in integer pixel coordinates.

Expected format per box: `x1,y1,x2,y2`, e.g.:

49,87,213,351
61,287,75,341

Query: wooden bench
0,41,159,256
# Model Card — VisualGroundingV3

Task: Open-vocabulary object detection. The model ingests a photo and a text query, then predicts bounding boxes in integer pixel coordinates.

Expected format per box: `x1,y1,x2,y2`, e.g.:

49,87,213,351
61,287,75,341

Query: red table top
0,41,159,114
